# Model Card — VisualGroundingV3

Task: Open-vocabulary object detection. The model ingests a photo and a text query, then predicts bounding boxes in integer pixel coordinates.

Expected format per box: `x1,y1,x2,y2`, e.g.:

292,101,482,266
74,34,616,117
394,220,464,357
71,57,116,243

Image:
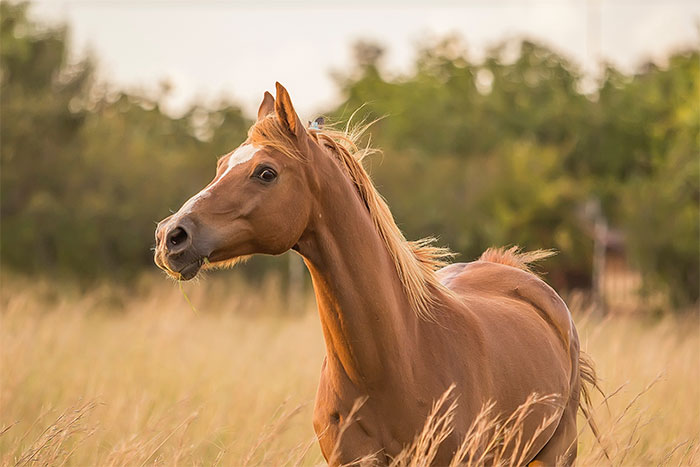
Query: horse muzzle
154,216,208,280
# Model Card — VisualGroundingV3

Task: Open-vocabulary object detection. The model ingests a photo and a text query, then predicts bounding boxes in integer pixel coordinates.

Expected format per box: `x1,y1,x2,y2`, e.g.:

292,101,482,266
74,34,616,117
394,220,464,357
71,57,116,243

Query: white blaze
179,144,259,214
225,144,259,169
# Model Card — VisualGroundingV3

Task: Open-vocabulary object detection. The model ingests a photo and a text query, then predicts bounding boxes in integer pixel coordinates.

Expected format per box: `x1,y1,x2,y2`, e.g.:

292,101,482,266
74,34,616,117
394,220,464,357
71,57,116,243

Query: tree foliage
1,3,250,278
331,37,699,305
1,4,698,306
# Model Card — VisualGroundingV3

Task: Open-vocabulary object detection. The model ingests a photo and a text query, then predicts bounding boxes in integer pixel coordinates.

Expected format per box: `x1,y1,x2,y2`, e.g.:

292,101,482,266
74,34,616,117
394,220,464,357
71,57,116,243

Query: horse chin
157,258,203,281
158,255,251,281
177,260,203,281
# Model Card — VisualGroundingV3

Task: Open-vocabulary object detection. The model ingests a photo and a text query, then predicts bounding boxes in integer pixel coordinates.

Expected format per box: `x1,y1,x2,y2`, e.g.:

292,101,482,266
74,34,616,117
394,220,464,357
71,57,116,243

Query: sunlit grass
1,273,697,465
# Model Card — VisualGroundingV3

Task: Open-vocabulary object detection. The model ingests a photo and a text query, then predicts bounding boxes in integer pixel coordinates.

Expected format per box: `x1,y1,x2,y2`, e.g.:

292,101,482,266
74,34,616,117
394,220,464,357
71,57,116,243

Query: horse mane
479,246,556,275
249,115,454,321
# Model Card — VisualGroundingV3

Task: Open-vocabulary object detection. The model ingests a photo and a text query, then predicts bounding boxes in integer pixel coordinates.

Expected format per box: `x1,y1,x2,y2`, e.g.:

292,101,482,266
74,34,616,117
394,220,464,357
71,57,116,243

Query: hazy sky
33,1,700,118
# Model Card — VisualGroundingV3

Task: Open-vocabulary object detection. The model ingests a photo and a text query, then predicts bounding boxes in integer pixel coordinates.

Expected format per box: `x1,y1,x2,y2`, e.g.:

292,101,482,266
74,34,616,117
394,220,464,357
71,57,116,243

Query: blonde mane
479,246,556,276
249,115,454,321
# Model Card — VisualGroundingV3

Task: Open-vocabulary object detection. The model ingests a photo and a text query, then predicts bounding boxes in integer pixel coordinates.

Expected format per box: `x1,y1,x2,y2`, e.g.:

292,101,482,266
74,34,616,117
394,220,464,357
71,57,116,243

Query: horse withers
154,83,599,465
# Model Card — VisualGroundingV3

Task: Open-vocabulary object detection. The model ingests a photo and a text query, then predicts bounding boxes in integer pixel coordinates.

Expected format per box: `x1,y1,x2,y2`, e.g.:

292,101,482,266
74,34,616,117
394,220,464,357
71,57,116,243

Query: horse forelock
248,115,455,321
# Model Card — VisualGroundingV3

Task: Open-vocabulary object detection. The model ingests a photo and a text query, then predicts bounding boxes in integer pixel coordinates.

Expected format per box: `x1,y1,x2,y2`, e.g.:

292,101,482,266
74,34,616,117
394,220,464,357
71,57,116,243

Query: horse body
154,83,593,466
311,261,580,465
300,163,579,464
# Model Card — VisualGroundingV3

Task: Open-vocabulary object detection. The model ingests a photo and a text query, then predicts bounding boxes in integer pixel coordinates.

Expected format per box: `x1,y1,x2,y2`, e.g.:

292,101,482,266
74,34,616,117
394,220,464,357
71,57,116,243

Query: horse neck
296,161,421,389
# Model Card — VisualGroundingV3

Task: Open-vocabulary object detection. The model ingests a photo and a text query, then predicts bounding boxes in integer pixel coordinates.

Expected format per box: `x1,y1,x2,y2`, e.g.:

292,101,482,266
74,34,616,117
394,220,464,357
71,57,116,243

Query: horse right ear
274,82,306,140
257,91,275,121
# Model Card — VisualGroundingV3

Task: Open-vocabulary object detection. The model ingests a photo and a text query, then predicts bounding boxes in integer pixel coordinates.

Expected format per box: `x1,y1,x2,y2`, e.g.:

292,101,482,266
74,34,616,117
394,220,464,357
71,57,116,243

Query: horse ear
274,82,304,138
257,91,275,121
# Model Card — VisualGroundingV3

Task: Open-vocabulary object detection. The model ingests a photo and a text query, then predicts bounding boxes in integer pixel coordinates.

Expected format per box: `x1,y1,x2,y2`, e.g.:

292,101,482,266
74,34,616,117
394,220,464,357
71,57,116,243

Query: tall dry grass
1,273,698,466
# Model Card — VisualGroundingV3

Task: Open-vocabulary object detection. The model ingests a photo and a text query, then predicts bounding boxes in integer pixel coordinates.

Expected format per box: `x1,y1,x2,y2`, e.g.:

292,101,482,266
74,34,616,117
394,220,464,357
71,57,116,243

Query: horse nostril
166,226,189,250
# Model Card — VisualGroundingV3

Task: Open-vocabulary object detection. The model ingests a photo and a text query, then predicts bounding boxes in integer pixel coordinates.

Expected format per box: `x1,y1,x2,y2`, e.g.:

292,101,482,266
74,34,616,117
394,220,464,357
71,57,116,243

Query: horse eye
257,167,277,182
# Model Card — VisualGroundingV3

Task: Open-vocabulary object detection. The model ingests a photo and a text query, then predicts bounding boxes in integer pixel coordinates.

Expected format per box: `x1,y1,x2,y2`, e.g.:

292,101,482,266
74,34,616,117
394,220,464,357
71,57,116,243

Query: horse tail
578,351,611,461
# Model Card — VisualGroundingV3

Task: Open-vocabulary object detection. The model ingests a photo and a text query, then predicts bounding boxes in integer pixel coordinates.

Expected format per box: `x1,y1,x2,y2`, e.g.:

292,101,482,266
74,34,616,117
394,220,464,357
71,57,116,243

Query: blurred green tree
1,1,93,272
1,3,697,308
331,37,698,304
1,3,251,278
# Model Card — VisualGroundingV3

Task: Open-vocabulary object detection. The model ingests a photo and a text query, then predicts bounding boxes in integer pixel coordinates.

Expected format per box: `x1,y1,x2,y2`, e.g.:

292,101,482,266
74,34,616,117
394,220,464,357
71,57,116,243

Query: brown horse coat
154,83,595,466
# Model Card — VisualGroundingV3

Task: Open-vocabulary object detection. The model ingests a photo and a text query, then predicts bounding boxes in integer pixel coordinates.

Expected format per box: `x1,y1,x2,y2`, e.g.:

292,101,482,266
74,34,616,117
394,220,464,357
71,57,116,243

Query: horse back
439,260,574,350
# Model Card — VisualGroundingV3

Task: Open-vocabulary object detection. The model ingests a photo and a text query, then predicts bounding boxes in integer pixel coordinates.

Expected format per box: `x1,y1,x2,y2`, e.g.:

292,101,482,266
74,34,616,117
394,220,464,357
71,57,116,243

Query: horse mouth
177,259,203,281
155,252,203,281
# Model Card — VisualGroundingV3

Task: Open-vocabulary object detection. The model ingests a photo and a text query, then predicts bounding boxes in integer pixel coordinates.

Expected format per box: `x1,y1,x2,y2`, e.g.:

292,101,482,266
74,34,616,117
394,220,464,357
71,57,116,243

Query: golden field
1,272,698,466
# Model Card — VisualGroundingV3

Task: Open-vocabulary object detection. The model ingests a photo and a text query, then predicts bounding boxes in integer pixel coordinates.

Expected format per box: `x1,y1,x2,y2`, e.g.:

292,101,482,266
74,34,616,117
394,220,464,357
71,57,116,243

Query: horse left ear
257,91,275,121
274,82,305,139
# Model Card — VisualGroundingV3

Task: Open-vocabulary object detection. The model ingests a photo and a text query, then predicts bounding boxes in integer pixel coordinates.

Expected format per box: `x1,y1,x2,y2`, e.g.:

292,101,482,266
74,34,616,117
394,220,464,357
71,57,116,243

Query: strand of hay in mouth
178,280,198,313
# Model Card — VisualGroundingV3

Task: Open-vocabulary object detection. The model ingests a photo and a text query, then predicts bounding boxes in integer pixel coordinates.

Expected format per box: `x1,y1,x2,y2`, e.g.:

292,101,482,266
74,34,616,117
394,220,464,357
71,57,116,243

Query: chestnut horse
154,83,598,465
